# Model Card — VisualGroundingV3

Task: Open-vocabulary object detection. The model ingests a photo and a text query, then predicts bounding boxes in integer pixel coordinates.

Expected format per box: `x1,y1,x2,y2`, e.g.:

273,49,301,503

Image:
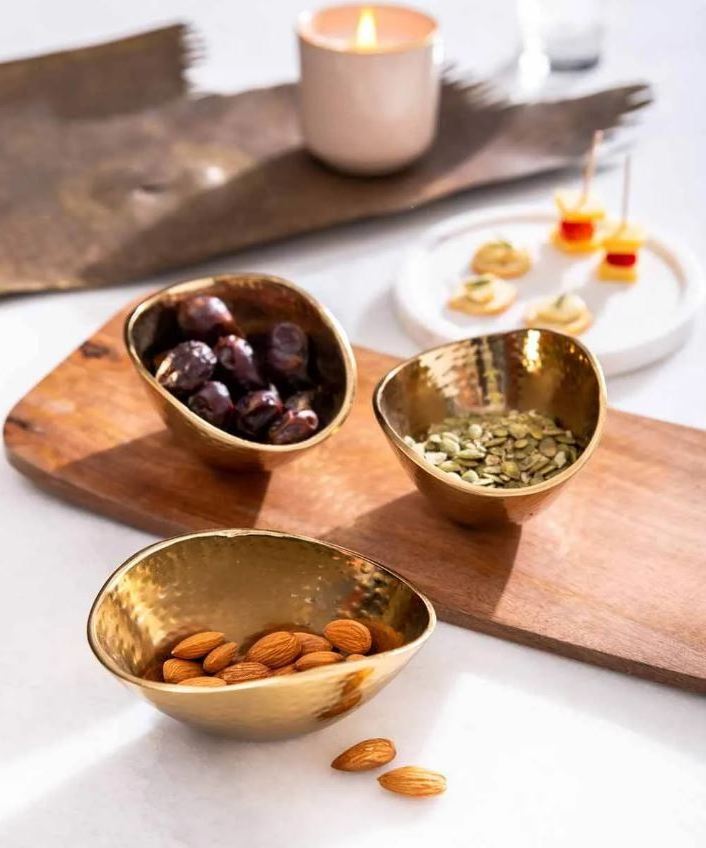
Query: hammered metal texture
87,529,435,739
373,328,606,526
124,273,357,471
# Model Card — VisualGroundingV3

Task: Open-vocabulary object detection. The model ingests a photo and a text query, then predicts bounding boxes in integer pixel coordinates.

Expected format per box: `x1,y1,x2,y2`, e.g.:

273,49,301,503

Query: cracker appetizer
448,274,517,316
471,239,531,279
551,190,605,253
598,223,646,282
524,292,592,336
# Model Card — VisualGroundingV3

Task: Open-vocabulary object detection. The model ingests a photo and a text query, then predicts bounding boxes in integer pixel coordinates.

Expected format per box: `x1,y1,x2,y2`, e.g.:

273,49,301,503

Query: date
155,340,216,395
234,386,283,435
266,322,309,384
214,334,265,389
177,295,238,341
268,409,319,445
188,381,234,428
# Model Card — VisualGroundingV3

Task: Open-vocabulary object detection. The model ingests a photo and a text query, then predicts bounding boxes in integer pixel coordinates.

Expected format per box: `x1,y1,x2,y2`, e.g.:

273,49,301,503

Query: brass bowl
373,328,607,526
87,529,435,740
124,273,356,471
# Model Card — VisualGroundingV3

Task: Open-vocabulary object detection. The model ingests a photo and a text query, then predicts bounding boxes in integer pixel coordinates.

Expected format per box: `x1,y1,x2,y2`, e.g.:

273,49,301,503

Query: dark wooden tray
5,305,706,692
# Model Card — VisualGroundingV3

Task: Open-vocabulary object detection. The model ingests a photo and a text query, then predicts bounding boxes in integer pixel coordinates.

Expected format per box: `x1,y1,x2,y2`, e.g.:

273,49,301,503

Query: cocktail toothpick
620,154,631,225
579,129,604,206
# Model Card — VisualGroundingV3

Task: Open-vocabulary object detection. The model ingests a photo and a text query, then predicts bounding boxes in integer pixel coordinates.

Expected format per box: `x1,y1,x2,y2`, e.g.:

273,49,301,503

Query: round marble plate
394,204,704,377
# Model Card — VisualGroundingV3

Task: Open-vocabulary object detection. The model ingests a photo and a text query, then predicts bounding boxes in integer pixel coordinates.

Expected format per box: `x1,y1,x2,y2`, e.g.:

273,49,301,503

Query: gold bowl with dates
124,273,357,471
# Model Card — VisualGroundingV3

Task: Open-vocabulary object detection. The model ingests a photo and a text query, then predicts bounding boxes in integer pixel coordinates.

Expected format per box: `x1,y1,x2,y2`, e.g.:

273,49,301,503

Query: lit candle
297,4,442,175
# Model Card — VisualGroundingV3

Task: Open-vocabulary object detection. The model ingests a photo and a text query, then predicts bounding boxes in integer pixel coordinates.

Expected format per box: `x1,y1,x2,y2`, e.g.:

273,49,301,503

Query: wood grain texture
4,308,706,692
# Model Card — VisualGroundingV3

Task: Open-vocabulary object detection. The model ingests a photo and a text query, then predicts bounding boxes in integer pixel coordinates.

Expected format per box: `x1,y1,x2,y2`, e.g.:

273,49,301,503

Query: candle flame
355,7,377,49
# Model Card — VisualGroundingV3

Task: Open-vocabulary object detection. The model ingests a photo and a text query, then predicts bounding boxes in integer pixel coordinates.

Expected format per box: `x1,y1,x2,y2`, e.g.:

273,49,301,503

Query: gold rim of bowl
86,528,437,693
123,273,357,457
372,328,607,499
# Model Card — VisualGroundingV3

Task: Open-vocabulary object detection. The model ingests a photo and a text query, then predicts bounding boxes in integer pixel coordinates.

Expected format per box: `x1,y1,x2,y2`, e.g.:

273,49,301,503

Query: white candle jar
297,4,442,176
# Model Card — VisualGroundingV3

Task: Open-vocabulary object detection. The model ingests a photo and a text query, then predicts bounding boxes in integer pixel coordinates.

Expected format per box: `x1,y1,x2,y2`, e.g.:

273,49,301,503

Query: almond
378,767,447,797
345,654,367,662
294,651,344,671
162,658,204,684
246,631,301,668
324,620,372,655
203,641,239,674
177,676,226,687
272,663,297,676
218,662,271,684
331,738,396,771
172,631,225,659
293,632,332,655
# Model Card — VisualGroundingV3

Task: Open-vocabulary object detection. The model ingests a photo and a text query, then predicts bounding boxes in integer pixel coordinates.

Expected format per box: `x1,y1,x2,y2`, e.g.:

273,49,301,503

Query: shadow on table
322,491,521,622
60,430,272,534
0,650,456,846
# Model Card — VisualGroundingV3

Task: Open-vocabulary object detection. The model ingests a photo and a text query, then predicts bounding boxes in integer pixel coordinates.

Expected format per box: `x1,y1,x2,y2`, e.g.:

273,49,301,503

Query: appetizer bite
524,292,592,336
598,223,646,282
471,239,531,279
151,294,322,446
598,157,645,282
448,274,517,316
551,190,605,253
551,130,605,253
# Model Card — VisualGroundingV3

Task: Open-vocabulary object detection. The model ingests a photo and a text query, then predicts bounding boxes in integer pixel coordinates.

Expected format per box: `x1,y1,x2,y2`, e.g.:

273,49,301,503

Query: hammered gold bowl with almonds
87,529,435,740
124,273,356,471
373,328,606,526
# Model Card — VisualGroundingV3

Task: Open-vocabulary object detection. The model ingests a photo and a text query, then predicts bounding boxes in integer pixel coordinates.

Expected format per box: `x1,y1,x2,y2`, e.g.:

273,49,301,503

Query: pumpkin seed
501,460,521,479
539,437,557,458
457,448,485,460
407,409,584,491
438,460,462,473
424,451,447,466
553,451,567,468
439,438,459,456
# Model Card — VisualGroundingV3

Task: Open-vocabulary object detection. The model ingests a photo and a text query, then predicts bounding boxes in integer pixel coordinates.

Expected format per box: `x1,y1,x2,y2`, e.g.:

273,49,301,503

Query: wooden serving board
5,307,706,692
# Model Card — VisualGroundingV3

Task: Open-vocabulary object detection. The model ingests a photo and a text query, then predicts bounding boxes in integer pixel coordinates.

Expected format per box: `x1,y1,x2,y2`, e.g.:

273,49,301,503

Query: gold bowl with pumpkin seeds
373,329,606,526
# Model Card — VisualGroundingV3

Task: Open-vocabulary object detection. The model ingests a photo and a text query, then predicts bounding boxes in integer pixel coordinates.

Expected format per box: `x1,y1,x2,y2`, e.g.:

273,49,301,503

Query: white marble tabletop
1,1,705,846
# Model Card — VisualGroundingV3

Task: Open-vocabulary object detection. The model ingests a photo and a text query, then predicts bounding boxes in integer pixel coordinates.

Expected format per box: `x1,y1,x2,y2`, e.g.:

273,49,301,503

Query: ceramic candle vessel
297,4,442,175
